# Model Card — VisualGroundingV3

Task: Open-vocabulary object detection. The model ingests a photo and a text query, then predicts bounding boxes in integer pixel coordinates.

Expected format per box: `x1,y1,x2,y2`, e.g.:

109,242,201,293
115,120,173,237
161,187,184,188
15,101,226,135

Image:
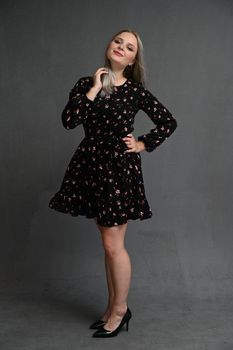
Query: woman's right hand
92,67,109,91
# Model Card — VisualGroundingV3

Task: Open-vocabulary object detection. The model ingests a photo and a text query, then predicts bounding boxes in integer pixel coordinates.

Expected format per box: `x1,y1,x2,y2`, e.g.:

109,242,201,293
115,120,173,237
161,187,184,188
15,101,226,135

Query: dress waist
83,130,133,149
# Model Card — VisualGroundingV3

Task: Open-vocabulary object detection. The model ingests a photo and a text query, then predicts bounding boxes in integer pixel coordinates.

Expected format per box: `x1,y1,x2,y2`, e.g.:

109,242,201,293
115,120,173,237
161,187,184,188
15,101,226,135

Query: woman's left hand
122,134,144,153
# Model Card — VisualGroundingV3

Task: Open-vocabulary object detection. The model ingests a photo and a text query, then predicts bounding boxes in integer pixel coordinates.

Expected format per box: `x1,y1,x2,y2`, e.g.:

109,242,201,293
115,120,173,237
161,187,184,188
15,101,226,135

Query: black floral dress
48,76,178,226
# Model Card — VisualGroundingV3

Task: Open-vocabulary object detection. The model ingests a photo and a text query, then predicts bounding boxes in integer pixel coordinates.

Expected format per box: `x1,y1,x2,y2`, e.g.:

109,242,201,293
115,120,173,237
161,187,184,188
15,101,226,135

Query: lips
113,50,123,57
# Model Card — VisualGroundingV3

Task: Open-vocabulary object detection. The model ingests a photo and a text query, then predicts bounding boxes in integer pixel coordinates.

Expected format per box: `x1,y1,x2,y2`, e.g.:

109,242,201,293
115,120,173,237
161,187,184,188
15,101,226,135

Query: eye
113,39,134,51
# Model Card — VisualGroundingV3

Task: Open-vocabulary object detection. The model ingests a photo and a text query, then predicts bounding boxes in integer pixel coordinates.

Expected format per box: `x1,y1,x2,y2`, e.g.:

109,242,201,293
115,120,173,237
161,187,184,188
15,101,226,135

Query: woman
48,29,178,338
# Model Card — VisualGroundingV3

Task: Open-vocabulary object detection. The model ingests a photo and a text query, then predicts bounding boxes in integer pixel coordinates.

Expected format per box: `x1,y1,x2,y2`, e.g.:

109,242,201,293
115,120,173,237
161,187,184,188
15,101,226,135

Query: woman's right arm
61,77,99,129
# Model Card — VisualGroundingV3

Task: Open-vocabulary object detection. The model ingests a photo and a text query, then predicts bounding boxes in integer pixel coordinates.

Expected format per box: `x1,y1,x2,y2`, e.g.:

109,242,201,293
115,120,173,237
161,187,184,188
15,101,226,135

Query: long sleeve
61,77,95,129
137,84,178,152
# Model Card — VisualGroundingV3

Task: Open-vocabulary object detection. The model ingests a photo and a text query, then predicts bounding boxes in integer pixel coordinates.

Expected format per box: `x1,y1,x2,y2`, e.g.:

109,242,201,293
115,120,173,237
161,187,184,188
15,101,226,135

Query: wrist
90,86,101,94
136,141,145,152
86,86,101,102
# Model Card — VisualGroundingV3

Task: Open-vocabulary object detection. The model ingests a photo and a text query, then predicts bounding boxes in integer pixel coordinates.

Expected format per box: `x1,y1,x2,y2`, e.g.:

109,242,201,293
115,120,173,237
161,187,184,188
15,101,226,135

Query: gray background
1,0,233,348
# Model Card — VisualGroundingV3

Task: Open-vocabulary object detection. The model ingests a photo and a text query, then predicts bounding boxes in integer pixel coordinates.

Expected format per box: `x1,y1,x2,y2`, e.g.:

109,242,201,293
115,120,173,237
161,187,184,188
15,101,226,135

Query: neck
110,63,125,81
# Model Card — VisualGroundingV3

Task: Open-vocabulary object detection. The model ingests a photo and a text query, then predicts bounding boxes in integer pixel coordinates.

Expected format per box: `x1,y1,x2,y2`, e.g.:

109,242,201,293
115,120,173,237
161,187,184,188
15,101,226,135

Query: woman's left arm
137,84,178,152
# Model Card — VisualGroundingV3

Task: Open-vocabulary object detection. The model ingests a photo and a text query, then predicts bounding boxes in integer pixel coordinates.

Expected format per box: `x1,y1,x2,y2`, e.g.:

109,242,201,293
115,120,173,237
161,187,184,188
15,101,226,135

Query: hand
92,67,109,91
122,134,145,153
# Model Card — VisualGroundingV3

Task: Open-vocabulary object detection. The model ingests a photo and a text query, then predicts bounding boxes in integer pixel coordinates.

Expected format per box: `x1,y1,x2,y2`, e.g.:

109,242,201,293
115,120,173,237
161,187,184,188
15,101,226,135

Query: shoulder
126,79,146,99
127,78,143,89
128,78,148,94
128,79,154,102
70,76,93,93
73,75,92,86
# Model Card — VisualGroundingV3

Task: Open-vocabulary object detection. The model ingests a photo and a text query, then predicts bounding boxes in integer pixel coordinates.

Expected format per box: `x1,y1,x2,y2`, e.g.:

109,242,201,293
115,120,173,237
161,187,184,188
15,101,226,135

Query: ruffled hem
48,194,153,227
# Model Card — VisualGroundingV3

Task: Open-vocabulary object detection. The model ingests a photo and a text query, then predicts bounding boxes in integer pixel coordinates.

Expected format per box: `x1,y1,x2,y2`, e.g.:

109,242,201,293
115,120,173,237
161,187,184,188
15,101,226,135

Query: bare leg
97,221,132,331
102,253,115,320
94,219,115,322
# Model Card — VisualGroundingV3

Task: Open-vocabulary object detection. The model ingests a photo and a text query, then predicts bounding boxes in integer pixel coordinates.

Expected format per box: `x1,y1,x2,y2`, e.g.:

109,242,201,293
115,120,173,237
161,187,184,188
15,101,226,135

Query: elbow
165,117,177,137
61,110,76,130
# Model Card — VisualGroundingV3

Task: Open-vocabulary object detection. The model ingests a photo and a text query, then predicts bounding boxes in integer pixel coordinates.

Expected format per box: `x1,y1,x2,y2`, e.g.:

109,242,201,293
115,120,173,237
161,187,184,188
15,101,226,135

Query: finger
125,144,135,150
124,149,136,153
122,136,132,141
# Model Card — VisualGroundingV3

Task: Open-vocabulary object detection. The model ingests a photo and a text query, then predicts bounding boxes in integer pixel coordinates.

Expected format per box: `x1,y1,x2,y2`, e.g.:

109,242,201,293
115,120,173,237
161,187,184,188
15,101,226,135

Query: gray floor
1,279,233,350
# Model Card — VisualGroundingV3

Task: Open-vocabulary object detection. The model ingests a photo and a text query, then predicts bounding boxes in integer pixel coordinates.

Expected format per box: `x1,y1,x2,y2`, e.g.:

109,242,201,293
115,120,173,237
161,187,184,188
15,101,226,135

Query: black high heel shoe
89,319,106,329
92,307,132,337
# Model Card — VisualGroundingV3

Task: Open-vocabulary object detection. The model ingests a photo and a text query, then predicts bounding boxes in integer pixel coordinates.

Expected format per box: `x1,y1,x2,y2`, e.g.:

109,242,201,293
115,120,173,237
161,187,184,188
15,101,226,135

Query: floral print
48,76,177,226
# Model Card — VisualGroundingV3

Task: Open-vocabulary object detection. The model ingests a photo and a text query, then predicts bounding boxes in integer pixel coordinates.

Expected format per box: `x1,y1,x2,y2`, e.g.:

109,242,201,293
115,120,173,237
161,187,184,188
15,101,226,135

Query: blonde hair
100,29,147,97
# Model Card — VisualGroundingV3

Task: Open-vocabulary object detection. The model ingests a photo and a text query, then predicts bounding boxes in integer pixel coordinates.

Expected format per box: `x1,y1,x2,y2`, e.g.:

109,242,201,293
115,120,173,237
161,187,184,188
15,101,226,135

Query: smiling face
107,31,138,68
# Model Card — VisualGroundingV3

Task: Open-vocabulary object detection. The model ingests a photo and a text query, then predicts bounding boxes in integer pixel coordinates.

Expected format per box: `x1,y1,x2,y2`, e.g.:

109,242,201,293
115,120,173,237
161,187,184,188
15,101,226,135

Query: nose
118,43,124,51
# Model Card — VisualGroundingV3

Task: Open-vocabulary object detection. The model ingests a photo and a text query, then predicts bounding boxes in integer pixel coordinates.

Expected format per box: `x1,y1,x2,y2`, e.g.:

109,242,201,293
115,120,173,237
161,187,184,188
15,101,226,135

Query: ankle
111,302,127,315
106,301,114,311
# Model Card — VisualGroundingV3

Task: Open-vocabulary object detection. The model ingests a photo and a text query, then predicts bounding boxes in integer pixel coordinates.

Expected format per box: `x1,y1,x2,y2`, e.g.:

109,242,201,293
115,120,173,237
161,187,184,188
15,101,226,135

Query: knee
102,240,123,257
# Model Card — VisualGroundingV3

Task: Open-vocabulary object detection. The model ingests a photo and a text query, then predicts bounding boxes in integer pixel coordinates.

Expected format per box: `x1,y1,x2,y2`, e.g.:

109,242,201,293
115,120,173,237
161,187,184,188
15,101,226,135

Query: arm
61,77,96,129
137,84,178,152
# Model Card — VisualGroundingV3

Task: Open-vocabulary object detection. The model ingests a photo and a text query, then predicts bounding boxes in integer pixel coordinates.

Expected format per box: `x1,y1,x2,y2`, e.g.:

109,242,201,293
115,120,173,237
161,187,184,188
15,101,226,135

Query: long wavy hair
100,29,147,97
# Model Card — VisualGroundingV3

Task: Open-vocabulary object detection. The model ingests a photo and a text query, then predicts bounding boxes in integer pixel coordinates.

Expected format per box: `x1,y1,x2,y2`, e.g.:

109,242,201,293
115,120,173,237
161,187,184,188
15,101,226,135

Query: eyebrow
115,36,136,48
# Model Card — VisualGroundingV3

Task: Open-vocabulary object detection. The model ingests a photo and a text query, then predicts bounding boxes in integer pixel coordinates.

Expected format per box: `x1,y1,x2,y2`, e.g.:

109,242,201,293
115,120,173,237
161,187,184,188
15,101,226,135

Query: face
107,32,138,67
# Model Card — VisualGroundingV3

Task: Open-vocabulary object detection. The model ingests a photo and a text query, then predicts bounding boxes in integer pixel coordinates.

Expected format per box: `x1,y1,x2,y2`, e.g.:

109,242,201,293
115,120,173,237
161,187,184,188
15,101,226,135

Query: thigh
94,219,128,248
